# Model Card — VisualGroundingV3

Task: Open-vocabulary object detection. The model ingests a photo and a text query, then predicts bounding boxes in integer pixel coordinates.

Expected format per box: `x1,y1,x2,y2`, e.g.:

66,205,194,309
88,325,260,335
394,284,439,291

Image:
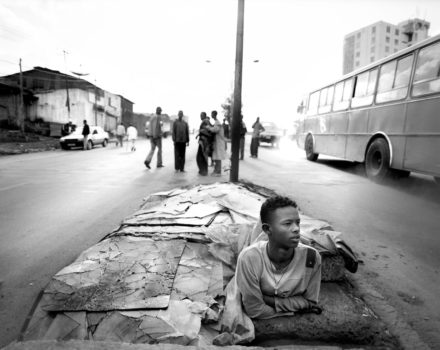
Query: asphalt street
0,136,439,348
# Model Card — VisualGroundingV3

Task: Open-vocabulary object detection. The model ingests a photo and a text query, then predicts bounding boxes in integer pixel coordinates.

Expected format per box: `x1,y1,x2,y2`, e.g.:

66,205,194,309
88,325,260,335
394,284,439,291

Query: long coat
210,119,227,160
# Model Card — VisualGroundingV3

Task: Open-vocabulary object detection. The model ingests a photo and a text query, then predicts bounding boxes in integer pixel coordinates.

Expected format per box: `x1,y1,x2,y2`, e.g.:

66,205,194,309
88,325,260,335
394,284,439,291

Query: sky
1,0,440,129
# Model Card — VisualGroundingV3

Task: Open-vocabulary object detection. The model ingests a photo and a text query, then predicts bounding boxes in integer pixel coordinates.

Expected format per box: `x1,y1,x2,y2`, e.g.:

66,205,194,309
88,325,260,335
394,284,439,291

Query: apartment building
343,18,430,74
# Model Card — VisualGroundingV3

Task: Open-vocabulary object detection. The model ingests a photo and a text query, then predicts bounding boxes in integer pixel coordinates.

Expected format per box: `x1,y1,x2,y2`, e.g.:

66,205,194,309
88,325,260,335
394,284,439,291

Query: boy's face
265,206,300,249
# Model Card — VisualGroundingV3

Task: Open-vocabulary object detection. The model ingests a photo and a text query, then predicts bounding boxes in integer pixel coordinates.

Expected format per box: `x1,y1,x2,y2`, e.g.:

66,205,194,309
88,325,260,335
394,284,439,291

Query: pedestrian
239,115,247,160
250,117,265,158
208,110,227,176
127,123,138,151
172,110,189,172
144,107,164,169
196,112,212,176
82,120,90,150
223,117,230,140
116,122,126,147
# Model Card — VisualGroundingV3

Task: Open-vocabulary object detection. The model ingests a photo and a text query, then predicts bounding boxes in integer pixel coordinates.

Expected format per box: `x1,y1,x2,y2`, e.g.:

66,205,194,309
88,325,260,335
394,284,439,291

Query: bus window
318,86,334,114
307,91,320,116
376,55,413,103
351,69,378,108
412,41,440,96
333,79,352,111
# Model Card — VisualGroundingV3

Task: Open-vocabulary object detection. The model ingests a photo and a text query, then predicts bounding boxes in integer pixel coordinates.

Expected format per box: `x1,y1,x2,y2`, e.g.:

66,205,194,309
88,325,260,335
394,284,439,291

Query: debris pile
18,182,396,348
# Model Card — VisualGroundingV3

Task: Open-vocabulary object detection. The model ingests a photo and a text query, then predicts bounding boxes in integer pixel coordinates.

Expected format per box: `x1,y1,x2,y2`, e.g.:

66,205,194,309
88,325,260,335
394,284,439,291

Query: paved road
1,136,439,348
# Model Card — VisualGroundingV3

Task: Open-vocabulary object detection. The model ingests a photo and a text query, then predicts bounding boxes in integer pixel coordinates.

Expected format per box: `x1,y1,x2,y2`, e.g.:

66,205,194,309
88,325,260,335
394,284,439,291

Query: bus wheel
305,135,318,161
365,138,392,182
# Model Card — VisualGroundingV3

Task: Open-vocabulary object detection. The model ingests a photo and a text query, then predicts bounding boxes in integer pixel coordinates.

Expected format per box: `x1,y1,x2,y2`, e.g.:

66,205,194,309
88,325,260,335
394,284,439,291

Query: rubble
15,182,398,349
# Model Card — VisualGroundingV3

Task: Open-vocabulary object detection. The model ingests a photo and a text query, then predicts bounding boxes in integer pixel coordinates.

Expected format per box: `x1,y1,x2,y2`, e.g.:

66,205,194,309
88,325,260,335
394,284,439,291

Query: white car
60,126,109,150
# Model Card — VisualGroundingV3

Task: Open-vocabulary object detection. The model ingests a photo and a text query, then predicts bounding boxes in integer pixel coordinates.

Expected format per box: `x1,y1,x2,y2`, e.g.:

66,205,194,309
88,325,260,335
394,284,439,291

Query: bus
297,33,440,183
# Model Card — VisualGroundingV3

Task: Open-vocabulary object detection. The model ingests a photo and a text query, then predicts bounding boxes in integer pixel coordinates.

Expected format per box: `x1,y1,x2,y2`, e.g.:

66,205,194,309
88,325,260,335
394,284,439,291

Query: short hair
260,195,298,224
211,110,217,117
156,106,162,113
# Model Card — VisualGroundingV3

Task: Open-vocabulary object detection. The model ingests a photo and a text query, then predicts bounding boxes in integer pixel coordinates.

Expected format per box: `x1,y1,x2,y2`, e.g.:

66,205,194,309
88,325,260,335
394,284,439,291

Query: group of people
142,106,269,174
115,122,138,151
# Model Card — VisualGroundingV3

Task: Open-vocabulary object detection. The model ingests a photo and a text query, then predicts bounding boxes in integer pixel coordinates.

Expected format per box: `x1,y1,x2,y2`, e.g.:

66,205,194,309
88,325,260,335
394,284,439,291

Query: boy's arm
272,254,322,312
236,251,277,319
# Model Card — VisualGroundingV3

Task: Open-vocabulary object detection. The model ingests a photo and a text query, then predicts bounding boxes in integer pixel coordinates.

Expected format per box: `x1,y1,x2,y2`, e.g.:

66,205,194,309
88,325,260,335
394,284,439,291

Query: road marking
0,182,30,192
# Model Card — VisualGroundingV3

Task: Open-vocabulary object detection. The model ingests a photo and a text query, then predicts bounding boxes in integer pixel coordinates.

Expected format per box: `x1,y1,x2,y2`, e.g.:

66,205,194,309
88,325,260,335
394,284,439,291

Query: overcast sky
1,0,440,128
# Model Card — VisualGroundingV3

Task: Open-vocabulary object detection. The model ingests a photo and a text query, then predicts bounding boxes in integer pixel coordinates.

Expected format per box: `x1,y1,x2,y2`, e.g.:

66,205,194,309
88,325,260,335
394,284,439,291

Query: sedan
60,126,109,150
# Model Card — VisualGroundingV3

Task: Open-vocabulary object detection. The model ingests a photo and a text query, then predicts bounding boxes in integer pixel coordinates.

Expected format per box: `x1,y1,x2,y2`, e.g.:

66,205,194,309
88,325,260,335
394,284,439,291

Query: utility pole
63,50,71,120
229,0,245,182
94,79,98,126
19,58,25,132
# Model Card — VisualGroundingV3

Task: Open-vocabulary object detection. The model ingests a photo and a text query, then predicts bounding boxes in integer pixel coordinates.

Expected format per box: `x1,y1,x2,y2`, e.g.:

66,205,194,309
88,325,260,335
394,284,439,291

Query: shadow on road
316,158,440,205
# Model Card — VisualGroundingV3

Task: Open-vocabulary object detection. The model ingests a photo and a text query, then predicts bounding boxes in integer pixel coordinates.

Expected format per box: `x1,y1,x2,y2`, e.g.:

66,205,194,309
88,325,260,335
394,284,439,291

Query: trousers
145,137,162,166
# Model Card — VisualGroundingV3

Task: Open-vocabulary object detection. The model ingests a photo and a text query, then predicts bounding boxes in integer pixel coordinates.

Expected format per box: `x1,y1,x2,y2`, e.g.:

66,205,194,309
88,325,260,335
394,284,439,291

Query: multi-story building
343,18,430,74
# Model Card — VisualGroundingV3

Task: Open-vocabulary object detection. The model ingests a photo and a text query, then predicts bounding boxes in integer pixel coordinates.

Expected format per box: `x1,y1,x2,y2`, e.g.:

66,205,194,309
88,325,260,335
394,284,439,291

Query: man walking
172,110,189,172
116,122,126,147
208,110,227,176
82,120,90,150
144,107,164,169
250,117,265,158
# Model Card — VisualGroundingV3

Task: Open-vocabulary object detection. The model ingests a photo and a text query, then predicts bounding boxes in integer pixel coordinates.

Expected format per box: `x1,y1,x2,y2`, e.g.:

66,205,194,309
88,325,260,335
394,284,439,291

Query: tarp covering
20,182,370,347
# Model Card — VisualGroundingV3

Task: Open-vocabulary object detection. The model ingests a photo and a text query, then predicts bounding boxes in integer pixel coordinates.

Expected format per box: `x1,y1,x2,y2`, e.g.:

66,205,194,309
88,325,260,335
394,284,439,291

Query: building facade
343,18,430,74
0,67,133,135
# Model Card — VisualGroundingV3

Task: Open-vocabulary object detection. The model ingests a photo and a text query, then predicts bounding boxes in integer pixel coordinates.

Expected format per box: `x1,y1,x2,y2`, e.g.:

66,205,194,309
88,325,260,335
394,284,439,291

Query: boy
236,196,321,319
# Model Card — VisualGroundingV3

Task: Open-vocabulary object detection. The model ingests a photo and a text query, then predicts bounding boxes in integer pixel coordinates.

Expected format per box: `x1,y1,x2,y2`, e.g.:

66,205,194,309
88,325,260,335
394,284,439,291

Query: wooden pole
229,0,245,182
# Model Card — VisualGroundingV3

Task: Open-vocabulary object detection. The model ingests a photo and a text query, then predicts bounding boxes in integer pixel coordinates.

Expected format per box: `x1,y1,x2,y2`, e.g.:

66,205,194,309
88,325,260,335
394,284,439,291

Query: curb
349,274,431,350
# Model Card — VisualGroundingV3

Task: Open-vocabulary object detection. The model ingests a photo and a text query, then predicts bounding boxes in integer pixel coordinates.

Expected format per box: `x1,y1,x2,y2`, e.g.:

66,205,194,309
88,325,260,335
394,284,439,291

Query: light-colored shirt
252,121,264,138
149,114,162,138
116,124,126,136
127,126,138,140
236,241,321,319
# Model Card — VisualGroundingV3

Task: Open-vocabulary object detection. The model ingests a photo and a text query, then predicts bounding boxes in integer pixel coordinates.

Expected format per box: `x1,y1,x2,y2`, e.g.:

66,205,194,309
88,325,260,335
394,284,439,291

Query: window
352,69,378,107
371,37,376,44
394,39,399,45
356,51,360,57
372,26,376,34
371,56,375,63
386,26,390,33
318,85,334,114
333,78,353,111
307,91,320,115
371,46,375,53
412,41,440,96
395,29,399,36
376,55,413,103
386,37,390,43
357,32,361,39
394,48,398,53
355,61,360,67
385,46,389,53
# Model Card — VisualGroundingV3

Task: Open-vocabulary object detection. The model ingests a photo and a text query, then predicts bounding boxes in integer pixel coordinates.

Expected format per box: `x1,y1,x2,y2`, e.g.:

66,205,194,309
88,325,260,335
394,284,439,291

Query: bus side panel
314,113,347,158
368,104,407,169
404,98,440,176
301,116,321,147
346,109,369,162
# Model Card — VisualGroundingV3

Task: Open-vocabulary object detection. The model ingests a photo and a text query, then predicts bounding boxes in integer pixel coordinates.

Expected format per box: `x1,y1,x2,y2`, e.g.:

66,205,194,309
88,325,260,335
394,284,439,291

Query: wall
28,88,101,128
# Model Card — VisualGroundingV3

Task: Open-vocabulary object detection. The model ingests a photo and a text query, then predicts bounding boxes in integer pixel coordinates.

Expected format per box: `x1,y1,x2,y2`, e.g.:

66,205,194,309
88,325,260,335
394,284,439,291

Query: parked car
259,121,282,148
60,126,109,150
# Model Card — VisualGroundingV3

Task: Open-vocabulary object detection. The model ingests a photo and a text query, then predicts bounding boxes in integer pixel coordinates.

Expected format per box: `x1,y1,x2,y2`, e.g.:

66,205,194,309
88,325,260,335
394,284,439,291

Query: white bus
297,33,440,183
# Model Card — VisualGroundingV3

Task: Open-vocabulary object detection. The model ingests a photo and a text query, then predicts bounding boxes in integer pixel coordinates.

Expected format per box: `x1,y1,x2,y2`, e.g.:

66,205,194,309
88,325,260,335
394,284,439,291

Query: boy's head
260,196,300,248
